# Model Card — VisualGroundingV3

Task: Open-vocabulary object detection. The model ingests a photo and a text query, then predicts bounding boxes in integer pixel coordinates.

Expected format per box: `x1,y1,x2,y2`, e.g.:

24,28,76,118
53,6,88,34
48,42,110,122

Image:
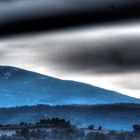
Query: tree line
0,118,140,140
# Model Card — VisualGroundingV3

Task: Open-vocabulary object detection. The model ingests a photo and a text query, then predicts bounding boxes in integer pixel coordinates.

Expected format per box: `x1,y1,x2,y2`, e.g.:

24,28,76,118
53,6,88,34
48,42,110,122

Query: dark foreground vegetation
0,104,140,131
0,118,140,140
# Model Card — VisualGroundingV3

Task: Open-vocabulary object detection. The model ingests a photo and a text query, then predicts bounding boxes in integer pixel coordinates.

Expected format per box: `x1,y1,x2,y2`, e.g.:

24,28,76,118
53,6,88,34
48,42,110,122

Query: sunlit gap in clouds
0,21,140,98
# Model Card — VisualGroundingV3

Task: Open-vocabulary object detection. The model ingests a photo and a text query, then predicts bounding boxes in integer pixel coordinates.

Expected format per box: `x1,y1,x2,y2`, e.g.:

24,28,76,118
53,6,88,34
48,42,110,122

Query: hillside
0,66,139,107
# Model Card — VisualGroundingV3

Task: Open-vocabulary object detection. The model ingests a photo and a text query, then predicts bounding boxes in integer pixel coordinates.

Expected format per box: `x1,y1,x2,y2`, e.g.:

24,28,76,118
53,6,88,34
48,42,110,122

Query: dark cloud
0,0,140,37
47,37,140,74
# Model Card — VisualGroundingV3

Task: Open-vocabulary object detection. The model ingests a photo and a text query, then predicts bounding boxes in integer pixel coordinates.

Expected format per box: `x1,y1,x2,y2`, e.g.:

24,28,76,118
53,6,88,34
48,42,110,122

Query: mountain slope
0,66,139,107
0,104,140,131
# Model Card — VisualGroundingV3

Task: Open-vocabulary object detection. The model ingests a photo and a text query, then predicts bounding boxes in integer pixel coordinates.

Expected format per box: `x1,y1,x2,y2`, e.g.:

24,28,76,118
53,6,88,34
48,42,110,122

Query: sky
0,21,139,99
0,0,139,37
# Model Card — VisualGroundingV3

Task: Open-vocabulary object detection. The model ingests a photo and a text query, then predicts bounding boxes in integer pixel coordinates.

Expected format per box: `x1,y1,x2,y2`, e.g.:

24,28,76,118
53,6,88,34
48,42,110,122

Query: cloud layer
0,0,140,37
50,38,140,73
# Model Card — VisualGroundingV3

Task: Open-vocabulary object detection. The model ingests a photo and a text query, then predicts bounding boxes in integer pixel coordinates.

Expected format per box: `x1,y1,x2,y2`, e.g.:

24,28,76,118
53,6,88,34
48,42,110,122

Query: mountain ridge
0,66,139,107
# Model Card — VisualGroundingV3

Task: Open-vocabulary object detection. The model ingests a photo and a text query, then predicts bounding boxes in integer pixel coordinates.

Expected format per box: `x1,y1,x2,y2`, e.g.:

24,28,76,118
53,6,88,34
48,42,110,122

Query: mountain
0,104,140,131
0,66,140,107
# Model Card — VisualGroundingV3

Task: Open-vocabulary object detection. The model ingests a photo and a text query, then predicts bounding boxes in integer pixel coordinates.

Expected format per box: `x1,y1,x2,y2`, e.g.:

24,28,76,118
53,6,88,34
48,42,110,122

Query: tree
98,126,102,131
20,122,27,126
20,127,29,139
133,124,140,133
88,124,94,130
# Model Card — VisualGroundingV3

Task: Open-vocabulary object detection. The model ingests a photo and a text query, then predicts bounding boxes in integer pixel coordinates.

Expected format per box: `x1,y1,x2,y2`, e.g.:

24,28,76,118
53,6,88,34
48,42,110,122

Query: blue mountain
0,66,139,107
